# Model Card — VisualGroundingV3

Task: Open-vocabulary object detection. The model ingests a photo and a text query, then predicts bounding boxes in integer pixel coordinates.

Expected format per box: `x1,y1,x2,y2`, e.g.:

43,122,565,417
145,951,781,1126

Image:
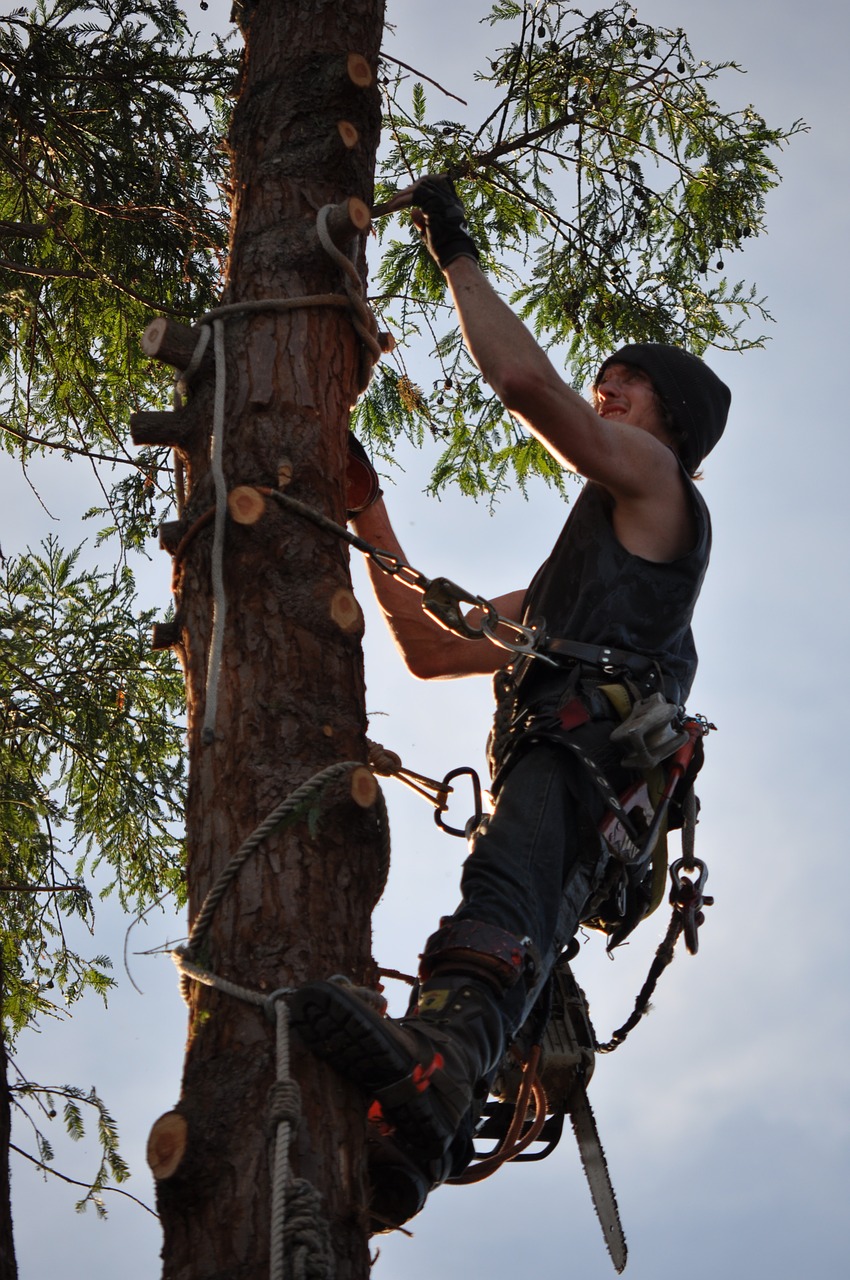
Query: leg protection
419,918,536,992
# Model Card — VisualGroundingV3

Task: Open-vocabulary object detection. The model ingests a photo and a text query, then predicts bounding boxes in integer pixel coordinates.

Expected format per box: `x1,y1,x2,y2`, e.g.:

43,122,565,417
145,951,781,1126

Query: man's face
594,363,669,441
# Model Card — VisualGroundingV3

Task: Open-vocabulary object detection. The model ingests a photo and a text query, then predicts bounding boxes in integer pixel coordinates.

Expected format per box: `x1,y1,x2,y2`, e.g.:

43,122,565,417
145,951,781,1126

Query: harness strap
539,636,660,685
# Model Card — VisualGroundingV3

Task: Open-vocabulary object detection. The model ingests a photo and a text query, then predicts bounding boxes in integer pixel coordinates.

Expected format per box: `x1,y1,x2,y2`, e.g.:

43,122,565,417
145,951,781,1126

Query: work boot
289,974,506,1161
365,1126,453,1233
289,921,533,1230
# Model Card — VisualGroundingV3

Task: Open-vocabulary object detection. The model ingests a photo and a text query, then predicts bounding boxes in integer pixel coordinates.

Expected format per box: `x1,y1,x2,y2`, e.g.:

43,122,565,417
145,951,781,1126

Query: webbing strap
598,682,670,915
541,636,657,680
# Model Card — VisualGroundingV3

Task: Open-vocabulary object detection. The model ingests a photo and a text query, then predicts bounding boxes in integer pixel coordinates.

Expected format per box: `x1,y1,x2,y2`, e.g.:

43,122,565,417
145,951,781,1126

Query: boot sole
288,980,454,1157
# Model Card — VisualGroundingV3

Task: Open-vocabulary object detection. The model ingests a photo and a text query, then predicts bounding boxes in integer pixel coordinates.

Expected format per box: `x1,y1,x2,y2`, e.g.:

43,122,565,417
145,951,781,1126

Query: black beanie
595,343,730,472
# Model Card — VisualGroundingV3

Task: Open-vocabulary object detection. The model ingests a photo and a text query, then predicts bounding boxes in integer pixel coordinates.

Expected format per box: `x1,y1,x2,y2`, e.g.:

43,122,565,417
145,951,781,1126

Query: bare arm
442,257,694,562
351,496,525,679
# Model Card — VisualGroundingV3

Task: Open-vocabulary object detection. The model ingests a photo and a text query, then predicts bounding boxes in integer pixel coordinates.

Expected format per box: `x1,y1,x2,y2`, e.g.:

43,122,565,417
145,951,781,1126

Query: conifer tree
0,2,803,1274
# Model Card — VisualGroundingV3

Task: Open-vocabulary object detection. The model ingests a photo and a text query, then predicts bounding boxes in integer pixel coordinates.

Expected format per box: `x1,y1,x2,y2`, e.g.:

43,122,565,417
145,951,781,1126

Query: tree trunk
152,3,387,1276
0,960,18,1280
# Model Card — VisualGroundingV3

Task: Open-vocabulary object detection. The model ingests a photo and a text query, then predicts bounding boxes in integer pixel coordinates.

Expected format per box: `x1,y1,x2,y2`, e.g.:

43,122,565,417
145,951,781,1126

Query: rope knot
269,1079,302,1129
326,975,387,1016
367,738,403,776
281,1179,334,1280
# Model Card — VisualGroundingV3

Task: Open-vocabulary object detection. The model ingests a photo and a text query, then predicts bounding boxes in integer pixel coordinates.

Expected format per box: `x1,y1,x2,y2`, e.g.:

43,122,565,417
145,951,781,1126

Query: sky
5,1,850,1278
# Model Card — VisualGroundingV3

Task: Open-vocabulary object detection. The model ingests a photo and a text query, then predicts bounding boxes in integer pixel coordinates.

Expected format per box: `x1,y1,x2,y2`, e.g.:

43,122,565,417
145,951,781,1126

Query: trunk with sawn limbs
150,4,387,1277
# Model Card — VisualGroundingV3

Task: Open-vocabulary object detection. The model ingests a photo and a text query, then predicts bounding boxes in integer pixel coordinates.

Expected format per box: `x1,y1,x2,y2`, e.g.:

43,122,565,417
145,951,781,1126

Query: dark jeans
450,741,611,1036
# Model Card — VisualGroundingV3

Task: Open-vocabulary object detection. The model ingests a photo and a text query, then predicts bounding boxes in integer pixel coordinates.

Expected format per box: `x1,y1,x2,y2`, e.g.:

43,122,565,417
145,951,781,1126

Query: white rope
172,951,272,1007
270,995,294,1280
315,206,383,366
194,212,383,746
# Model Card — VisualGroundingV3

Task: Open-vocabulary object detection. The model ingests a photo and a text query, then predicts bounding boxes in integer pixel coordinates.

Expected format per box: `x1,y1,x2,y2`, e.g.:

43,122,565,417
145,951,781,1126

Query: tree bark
153,3,387,1277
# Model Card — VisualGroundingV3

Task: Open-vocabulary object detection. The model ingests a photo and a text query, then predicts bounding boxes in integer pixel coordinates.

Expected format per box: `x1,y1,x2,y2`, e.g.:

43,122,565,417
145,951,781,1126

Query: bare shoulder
608,442,698,562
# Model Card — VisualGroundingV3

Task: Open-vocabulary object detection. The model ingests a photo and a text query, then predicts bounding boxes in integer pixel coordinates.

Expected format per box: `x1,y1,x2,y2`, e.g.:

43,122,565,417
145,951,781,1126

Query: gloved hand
410,175,480,270
346,431,382,518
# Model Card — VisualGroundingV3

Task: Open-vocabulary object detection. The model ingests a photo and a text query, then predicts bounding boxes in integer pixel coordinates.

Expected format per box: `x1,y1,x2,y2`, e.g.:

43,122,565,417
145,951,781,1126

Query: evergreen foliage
361,0,806,496
0,0,235,549
0,537,186,1044
7,1075,132,1215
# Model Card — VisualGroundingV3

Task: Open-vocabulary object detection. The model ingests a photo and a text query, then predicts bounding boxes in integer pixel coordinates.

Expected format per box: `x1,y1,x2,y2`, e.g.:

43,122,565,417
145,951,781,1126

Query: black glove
410,175,480,270
346,431,381,518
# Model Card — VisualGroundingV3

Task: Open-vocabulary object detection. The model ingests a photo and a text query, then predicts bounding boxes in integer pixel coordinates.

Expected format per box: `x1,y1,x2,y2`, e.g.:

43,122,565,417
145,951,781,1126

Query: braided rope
185,760,362,958
172,950,272,1007
269,996,331,1280
173,761,373,1280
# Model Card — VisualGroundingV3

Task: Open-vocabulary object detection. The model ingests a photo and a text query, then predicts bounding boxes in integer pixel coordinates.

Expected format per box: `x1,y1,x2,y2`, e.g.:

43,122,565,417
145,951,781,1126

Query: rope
268,996,334,1280
183,760,363,962
172,761,372,1280
315,205,382,389
173,951,271,1008
594,909,684,1053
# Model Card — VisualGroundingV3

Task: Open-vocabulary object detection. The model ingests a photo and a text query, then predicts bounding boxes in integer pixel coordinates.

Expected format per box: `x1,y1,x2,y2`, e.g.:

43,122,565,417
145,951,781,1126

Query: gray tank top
521,469,711,706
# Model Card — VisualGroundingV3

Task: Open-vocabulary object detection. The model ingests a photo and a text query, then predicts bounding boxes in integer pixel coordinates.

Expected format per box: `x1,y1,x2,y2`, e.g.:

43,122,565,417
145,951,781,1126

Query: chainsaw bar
487,956,627,1272
570,1080,627,1274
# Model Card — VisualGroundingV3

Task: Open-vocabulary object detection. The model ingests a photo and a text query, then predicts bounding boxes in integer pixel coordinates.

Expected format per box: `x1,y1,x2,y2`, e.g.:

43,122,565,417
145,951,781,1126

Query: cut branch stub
350,766,378,809
130,410,192,449
142,317,212,375
228,485,267,525
151,620,181,651
329,588,363,634
159,519,186,554
337,120,360,149
323,197,371,247
346,52,372,87
147,1111,188,1181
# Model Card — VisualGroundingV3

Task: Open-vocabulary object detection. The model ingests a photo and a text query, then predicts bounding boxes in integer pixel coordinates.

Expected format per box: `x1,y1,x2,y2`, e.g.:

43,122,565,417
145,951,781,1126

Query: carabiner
670,856,708,899
479,613,541,656
669,857,712,955
435,766,483,838
421,577,497,640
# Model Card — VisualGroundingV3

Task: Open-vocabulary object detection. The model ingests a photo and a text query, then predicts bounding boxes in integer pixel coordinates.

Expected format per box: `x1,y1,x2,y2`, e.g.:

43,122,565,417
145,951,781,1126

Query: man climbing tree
127,3,801,1278
291,177,728,1249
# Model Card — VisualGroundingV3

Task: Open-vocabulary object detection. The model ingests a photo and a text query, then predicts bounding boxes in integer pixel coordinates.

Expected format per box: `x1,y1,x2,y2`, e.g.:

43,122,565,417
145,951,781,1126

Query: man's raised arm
408,175,695,562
